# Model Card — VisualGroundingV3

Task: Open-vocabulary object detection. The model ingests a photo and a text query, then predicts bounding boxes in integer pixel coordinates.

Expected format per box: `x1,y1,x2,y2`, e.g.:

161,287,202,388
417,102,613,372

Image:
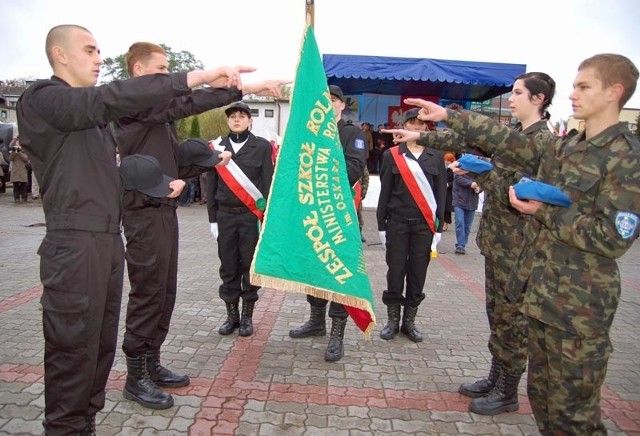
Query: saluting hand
204,65,257,89
403,98,449,123
243,79,291,98
380,128,420,144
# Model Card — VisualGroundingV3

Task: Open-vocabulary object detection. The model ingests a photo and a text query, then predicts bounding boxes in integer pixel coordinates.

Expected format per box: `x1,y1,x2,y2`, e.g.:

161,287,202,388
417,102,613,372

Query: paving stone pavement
1,191,639,435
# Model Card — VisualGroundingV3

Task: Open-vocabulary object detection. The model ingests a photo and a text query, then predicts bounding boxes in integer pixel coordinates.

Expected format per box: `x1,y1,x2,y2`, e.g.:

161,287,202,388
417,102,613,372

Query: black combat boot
380,304,401,340
289,305,327,338
219,302,240,335
400,305,423,342
459,358,502,398
238,300,256,337
80,413,96,436
123,354,174,409
324,317,348,362
469,371,521,415
146,349,190,388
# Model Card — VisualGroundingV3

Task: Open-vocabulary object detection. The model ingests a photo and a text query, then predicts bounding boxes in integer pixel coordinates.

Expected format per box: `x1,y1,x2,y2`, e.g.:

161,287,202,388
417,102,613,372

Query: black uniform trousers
217,209,260,303
39,230,124,435
382,216,432,307
122,204,179,355
306,295,349,319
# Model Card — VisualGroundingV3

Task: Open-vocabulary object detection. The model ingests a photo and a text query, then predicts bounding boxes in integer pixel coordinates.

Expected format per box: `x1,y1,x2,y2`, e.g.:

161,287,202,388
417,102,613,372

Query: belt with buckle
218,205,249,214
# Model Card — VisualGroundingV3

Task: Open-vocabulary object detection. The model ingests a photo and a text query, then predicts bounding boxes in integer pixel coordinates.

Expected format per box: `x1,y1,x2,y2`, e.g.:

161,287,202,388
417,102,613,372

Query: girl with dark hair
455,71,558,415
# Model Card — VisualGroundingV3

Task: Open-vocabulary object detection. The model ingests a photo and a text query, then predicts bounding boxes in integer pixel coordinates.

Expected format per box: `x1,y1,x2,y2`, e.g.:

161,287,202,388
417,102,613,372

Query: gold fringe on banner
250,270,376,339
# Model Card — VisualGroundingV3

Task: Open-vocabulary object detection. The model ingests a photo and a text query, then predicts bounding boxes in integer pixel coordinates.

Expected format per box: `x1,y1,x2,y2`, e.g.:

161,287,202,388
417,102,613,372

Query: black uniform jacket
338,119,366,186
115,86,242,209
16,73,193,233
377,143,447,232
206,132,274,223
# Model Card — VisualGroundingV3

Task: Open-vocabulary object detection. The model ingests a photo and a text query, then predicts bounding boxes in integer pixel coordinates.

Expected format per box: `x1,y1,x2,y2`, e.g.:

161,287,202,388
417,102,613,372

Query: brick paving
0,189,639,435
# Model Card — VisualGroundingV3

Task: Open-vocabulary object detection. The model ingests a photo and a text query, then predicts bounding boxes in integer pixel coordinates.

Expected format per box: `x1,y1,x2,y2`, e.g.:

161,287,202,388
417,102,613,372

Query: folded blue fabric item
457,154,494,174
513,177,573,207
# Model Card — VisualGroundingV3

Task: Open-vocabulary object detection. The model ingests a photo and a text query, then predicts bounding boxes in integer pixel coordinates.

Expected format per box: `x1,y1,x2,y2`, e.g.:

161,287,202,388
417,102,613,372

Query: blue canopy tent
323,54,526,102
323,54,526,127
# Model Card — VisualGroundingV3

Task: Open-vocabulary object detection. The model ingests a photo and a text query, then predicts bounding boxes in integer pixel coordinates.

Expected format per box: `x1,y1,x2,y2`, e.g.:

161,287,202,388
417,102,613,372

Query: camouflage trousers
484,258,528,375
527,317,612,435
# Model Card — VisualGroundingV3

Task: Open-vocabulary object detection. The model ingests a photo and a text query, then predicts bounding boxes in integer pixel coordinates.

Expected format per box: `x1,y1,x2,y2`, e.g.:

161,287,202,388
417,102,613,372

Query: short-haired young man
114,41,286,410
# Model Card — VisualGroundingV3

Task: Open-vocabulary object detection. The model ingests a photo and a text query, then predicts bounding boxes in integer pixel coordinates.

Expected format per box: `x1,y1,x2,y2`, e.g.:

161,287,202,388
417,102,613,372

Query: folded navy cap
120,154,174,197
457,154,494,174
178,138,220,167
513,177,573,207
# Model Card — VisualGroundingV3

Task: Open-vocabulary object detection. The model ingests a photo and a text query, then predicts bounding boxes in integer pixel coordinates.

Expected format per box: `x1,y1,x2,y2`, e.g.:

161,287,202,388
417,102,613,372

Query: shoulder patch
354,138,365,150
615,211,638,239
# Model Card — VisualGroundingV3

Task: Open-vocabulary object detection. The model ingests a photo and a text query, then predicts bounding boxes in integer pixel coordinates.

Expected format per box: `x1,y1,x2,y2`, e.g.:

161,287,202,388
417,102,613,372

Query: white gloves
210,223,219,239
378,231,386,246
432,232,442,247
431,232,442,258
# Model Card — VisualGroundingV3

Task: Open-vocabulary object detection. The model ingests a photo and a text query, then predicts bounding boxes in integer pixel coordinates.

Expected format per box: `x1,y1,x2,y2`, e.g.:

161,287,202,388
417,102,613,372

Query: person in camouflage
413,72,557,415
466,73,557,416
384,53,640,435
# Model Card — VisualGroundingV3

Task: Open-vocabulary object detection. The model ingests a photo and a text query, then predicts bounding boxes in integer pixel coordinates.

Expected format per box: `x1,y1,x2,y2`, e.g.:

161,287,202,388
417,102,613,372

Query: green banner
251,24,375,336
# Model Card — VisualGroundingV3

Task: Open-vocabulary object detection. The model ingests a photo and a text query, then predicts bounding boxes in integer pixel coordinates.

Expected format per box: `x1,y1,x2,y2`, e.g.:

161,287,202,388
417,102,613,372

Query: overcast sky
2,0,639,123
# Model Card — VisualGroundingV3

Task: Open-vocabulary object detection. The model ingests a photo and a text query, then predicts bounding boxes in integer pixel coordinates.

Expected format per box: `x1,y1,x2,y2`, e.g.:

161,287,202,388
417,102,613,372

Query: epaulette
621,130,640,153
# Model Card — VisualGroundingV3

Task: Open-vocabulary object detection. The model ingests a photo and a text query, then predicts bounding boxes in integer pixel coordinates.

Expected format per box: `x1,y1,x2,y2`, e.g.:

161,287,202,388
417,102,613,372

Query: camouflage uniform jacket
417,121,553,264
443,109,640,337
474,122,553,264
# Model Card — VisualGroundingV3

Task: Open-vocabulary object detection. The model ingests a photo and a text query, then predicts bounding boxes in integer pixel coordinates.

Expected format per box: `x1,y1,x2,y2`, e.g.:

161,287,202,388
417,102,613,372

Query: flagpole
306,0,315,27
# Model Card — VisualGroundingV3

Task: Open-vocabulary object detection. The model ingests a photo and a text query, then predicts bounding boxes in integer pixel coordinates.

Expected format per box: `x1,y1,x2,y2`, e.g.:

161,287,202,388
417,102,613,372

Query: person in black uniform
289,85,367,362
376,108,446,342
207,102,274,338
16,24,260,435
114,42,285,410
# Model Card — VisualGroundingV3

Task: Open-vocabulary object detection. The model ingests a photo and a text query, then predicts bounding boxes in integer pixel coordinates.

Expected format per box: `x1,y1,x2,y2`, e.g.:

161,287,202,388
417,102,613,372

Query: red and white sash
213,144,266,221
352,181,362,211
390,146,437,234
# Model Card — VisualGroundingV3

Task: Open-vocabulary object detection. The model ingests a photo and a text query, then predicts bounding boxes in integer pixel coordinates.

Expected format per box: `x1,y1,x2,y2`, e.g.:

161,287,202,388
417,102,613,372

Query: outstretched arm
242,79,291,98
187,65,256,89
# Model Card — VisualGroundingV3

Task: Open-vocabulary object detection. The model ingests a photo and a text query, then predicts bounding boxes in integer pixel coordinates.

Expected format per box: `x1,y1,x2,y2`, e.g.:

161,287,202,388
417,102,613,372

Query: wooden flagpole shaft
306,0,315,27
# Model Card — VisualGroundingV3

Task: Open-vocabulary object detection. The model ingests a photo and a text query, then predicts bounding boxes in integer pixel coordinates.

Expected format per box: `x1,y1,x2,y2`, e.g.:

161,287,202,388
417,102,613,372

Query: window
265,109,274,118
250,109,259,117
